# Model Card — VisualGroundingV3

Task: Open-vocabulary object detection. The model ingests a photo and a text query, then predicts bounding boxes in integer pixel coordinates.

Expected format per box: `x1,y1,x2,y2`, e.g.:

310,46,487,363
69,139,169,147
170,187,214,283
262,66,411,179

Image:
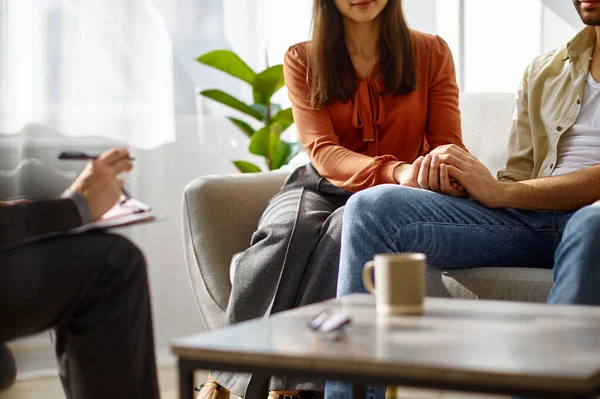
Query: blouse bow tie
352,76,385,142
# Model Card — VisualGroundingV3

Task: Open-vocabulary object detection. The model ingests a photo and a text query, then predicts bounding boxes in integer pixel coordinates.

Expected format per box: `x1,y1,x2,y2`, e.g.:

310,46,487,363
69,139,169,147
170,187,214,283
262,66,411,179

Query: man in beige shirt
335,0,600,311
325,2,600,398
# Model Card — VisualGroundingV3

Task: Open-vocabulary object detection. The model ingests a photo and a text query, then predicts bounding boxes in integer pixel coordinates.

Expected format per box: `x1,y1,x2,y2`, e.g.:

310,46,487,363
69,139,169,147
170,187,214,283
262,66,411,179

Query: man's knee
344,185,419,228
550,206,600,305
564,205,600,245
102,234,148,284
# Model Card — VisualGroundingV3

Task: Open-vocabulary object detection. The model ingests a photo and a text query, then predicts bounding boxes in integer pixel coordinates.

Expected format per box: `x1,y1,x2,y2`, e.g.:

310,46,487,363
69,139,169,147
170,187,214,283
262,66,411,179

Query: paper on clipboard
70,198,164,234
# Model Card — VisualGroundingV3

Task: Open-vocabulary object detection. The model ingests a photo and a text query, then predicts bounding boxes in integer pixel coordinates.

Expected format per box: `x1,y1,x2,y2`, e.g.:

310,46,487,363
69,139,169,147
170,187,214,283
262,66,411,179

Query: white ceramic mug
362,253,426,315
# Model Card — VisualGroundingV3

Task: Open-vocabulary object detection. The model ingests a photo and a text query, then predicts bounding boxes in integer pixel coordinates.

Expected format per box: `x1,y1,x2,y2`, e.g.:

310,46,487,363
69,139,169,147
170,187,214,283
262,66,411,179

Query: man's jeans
325,185,600,399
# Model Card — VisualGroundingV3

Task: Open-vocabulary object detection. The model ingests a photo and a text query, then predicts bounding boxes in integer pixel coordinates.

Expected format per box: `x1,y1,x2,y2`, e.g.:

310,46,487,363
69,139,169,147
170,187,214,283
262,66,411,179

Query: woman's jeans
325,185,600,399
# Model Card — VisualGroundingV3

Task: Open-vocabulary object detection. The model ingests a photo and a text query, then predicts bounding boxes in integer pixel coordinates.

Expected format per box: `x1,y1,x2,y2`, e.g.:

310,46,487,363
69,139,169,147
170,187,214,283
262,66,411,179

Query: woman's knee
322,207,345,238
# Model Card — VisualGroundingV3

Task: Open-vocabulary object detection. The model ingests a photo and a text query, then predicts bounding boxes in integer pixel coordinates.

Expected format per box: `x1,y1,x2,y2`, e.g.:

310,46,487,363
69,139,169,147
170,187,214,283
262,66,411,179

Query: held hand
67,148,133,220
394,163,417,187
431,144,503,207
417,153,466,196
394,155,466,197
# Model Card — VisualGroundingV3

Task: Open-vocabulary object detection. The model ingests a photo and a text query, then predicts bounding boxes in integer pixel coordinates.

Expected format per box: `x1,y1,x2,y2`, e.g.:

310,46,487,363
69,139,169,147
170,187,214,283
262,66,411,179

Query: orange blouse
283,31,464,193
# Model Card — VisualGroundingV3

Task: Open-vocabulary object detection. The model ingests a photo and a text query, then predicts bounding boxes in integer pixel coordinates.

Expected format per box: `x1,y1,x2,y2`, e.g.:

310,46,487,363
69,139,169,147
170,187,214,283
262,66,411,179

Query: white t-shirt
552,72,600,177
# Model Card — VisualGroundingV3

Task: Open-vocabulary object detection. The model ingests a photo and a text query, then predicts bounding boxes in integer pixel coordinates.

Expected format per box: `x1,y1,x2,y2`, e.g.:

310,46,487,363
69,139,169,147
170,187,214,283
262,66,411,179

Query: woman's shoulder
410,30,451,57
285,41,311,67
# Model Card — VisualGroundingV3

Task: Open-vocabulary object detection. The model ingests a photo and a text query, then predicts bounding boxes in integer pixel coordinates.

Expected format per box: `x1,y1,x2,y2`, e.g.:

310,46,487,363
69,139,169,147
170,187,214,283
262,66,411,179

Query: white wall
542,0,584,53
404,0,437,34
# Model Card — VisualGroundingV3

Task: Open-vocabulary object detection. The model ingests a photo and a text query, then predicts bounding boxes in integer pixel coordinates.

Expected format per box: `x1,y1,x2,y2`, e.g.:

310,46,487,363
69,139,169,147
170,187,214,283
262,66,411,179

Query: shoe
194,382,230,399
268,391,319,399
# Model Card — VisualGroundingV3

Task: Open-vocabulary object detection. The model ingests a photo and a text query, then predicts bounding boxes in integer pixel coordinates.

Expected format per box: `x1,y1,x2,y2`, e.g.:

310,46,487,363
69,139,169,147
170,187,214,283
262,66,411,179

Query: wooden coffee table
172,294,600,399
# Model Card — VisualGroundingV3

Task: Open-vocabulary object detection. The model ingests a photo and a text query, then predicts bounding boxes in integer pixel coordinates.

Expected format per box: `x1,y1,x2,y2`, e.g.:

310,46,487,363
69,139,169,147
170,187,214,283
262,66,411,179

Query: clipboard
69,197,165,234
0,197,165,252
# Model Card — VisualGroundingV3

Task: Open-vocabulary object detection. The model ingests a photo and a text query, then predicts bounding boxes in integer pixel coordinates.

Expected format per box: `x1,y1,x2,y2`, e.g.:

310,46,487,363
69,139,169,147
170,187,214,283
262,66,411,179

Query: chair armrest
182,170,289,330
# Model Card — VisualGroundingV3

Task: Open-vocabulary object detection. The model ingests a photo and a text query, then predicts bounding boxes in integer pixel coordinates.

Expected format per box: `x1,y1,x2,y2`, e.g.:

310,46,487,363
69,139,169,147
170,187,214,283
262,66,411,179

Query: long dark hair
309,0,417,108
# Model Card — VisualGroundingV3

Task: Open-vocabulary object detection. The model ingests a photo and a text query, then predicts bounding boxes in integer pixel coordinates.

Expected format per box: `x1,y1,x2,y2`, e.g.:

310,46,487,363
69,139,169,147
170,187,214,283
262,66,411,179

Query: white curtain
0,0,175,149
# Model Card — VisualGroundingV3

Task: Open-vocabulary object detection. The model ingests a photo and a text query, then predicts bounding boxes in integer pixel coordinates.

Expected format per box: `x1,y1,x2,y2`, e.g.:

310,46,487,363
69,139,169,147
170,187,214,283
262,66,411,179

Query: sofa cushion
427,266,553,303
231,255,553,303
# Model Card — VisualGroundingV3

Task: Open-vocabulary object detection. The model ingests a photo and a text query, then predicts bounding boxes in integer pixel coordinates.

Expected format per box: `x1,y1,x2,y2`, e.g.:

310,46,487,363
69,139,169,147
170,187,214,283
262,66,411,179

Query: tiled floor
0,365,508,399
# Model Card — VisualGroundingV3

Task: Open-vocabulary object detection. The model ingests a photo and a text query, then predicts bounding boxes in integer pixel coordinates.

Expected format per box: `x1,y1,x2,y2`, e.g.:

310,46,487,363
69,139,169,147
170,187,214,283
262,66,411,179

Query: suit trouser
0,232,160,399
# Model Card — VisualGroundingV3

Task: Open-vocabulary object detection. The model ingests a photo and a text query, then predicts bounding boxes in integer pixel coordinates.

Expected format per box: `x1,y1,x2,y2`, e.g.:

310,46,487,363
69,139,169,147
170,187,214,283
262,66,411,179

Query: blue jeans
325,185,600,399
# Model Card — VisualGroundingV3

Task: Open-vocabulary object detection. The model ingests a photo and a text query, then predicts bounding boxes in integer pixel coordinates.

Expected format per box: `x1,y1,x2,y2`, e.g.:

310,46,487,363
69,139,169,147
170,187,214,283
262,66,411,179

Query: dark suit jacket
0,199,82,251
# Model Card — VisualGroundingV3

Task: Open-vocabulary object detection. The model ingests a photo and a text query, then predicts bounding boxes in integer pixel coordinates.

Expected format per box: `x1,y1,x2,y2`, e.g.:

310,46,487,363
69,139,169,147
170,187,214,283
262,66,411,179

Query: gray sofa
183,93,553,331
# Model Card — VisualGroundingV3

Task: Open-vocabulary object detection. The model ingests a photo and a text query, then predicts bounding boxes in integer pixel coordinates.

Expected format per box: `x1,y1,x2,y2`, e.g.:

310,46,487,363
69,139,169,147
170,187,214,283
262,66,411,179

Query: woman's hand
393,163,416,187
394,155,467,197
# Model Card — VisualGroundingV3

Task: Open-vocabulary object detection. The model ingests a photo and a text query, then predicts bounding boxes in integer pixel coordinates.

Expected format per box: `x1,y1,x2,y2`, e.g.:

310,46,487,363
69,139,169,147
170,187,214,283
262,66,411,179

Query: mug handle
362,260,376,294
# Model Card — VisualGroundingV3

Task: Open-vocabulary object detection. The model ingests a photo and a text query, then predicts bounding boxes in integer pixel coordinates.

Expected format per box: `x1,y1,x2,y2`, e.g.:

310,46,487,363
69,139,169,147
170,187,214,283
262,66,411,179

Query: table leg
353,383,367,399
178,360,194,399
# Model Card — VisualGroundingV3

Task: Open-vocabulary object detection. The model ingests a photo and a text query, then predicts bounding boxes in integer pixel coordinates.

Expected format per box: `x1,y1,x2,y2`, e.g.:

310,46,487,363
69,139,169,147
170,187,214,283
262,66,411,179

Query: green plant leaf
270,108,294,132
248,127,269,157
233,160,262,173
227,117,255,138
283,142,303,166
201,90,264,121
271,140,292,170
268,124,282,158
197,50,257,85
270,141,303,170
252,65,285,105
249,126,281,159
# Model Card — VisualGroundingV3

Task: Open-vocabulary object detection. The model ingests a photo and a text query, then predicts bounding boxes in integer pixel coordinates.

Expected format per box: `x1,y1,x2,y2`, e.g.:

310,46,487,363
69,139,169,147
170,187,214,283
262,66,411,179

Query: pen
121,188,133,201
58,151,135,161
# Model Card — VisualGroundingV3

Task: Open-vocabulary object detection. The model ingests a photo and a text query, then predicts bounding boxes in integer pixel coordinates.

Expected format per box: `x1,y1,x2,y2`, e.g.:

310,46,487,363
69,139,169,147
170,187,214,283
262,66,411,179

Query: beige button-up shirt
498,27,597,182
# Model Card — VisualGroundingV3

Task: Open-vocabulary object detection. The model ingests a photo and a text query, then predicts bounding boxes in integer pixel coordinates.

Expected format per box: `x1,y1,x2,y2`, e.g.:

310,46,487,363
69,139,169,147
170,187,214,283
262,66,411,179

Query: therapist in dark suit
0,148,160,399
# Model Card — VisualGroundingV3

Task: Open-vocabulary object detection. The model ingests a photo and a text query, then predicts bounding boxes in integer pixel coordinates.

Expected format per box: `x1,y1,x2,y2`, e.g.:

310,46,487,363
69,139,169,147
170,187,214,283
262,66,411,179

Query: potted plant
197,50,300,173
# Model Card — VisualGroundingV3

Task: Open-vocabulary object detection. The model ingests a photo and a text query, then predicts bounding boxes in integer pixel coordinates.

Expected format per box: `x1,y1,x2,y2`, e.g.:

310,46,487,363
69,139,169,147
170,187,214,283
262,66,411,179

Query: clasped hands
394,144,504,208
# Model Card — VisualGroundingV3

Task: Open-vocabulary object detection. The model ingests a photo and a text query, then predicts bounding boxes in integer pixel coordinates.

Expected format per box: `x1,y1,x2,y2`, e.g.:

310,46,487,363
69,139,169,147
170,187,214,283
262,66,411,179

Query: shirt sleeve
62,188,93,224
497,66,535,182
425,36,466,151
284,45,402,193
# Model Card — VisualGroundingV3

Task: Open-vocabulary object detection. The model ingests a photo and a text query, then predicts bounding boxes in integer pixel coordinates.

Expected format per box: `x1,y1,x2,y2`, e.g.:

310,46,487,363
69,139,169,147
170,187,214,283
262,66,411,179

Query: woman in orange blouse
196,1,464,398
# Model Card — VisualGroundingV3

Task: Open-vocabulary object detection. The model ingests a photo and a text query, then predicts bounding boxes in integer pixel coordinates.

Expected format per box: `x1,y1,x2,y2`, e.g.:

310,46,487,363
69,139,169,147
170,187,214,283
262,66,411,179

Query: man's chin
578,13,600,26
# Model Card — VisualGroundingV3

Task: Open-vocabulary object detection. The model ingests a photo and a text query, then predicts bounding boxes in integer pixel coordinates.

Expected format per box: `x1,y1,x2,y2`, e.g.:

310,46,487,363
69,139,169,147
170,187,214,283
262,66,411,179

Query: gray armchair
182,171,289,330
183,93,553,331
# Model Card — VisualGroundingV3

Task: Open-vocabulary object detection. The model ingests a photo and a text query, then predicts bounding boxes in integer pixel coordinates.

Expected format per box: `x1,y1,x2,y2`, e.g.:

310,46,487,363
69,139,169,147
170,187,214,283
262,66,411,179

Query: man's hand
0,199,31,207
67,148,133,220
431,144,504,207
